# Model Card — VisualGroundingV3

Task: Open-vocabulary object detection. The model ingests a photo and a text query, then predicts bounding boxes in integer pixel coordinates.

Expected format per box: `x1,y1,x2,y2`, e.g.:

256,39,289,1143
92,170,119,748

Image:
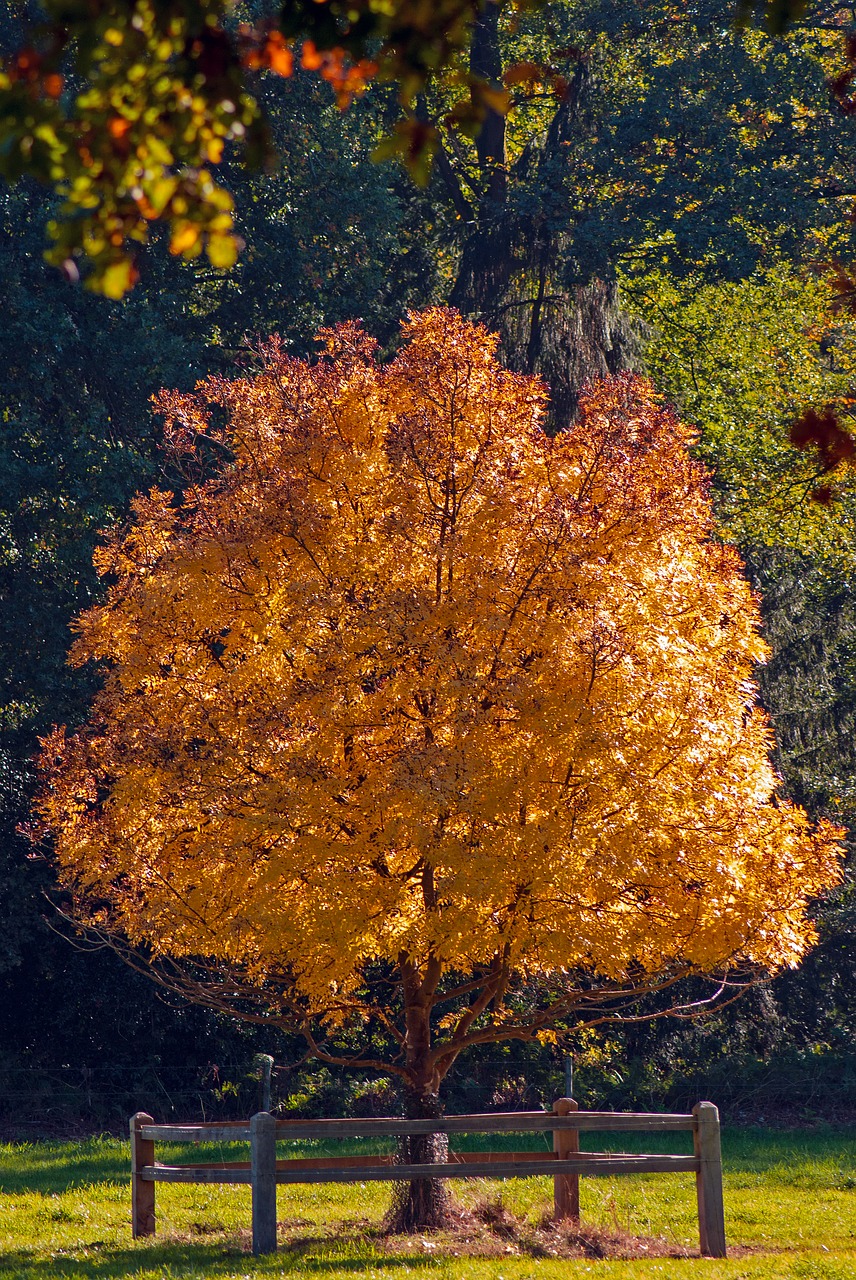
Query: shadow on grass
0,1240,438,1279
0,1146,130,1196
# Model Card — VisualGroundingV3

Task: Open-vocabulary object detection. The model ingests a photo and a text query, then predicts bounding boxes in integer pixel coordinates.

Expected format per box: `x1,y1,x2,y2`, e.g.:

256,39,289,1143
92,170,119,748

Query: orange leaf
265,31,293,77
301,40,323,70
503,61,544,88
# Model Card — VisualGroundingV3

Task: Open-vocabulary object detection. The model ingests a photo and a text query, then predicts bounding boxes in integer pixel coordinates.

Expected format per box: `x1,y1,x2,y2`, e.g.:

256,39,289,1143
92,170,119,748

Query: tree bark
385,1085,451,1232
443,19,638,430
383,951,453,1231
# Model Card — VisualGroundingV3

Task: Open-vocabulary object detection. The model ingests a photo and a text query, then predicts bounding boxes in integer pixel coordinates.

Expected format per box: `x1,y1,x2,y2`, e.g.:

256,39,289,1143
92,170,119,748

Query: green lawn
0,1127,853,1279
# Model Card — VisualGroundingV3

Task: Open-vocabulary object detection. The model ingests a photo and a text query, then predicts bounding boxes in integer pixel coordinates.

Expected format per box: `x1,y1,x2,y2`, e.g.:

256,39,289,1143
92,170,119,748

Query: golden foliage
35,309,841,1034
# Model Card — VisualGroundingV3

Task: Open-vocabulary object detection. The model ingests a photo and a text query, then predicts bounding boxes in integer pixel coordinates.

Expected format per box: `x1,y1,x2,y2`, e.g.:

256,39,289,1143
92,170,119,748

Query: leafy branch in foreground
0,0,517,295
1,0,842,297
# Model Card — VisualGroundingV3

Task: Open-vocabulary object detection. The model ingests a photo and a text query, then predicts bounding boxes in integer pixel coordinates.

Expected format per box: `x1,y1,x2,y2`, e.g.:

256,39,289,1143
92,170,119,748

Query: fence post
552,1096,580,1222
254,1054,275,1112
693,1101,727,1258
130,1111,156,1239
251,1111,278,1255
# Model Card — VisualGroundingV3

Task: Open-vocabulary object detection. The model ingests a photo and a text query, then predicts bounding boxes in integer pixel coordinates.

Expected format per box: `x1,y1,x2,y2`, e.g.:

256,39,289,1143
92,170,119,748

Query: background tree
0,81,430,1078
422,0,856,425
206,68,446,353
0,173,196,1058
33,309,841,1220
746,546,856,1056
626,266,856,554
572,263,856,1107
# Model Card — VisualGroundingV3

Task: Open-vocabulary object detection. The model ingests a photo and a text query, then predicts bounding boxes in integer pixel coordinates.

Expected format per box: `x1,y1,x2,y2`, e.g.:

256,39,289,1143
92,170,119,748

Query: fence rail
140,1109,697,1142
129,1099,727,1259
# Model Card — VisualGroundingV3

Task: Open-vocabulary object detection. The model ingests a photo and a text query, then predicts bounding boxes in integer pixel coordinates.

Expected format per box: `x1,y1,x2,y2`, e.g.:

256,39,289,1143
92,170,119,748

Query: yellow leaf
169,222,200,256
206,232,238,269
97,258,135,298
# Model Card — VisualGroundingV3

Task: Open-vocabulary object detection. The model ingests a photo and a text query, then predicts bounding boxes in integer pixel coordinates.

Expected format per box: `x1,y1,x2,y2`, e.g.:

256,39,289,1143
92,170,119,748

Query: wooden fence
130,1098,727,1259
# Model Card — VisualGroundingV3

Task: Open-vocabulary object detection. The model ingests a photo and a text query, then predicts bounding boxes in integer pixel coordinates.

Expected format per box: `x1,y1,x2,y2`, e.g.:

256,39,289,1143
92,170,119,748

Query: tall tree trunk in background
442,2,636,429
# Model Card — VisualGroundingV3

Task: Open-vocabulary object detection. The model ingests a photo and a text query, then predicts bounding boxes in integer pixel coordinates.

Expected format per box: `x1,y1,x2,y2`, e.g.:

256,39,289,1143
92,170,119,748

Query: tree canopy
2,1,851,303
34,308,841,1110
625,266,856,557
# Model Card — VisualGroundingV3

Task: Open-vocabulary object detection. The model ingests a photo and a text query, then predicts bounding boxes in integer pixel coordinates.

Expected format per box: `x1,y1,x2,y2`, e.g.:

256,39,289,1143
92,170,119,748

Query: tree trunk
449,217,637,432
385,951,452,1231
442,22,639,431
384,1086,451,1232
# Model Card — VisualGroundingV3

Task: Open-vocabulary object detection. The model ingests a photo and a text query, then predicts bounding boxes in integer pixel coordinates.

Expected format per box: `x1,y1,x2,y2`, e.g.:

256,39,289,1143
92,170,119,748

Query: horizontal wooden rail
159,1149,660,1172
140,1109,695,1144
130,1100,726,1260
140,1122,252,1142
144,1153,700,1185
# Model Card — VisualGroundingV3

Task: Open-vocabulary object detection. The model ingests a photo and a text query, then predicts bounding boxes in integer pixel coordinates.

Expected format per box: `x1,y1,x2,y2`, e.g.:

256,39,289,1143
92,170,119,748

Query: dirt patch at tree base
185,1212,780,1262
379,1203,692,1261
274,1200,698,1262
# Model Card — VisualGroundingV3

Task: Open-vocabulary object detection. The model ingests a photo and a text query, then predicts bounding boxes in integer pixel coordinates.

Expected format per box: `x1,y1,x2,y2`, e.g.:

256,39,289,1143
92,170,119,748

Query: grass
0,1126,853,1279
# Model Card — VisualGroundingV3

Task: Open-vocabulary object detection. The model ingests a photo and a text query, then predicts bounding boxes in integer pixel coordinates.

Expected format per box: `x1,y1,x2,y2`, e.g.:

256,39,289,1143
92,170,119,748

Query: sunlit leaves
0,0,257,293
626,267,856,558
33,309,841,1034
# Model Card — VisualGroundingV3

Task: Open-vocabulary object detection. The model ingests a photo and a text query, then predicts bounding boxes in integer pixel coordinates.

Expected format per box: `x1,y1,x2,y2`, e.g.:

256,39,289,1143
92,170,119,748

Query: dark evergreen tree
424,1,856,424
0,80,431,1082
748,546,856,1053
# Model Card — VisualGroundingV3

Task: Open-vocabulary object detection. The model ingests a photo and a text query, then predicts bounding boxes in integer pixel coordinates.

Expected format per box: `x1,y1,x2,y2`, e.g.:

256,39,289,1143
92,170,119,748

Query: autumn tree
34,308,841,1223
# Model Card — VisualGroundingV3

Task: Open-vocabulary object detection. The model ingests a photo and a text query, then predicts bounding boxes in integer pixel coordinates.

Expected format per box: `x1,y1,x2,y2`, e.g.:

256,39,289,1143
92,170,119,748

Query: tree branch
434,136,476,223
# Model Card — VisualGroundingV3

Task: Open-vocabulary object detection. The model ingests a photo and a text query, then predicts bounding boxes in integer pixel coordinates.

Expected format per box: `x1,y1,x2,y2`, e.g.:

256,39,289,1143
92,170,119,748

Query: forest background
1,0,855,1130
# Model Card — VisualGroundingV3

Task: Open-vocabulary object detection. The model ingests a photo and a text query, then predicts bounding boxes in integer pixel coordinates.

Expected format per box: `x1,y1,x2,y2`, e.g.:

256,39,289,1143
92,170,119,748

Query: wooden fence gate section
130,1099,727,1258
